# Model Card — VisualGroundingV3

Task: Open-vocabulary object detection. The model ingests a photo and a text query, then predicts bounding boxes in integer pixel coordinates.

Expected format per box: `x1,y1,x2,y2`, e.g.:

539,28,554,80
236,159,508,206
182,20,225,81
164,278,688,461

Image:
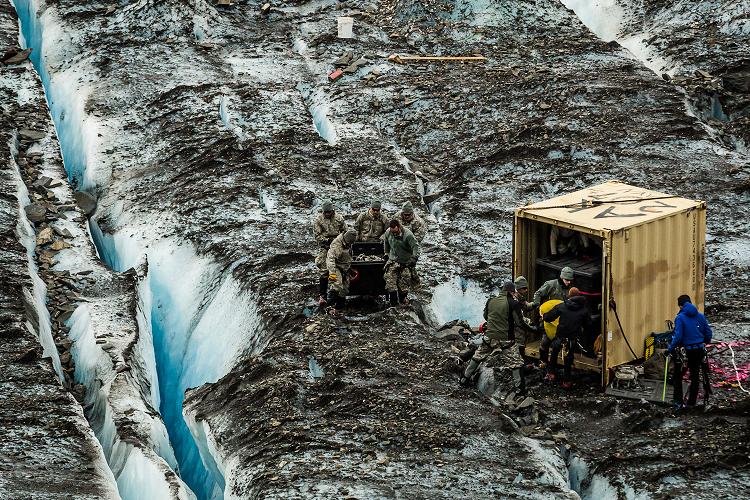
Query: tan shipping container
513,181,706,385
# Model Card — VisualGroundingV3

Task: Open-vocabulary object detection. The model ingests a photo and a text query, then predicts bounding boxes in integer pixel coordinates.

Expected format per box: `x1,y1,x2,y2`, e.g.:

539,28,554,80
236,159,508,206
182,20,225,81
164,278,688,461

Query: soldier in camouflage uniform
461,281,525,396
383,219,420,306
354,200,389,241
326,229,357,317
313,201,347,306
532,266,574,307
512,276,539,365
395,201,427,242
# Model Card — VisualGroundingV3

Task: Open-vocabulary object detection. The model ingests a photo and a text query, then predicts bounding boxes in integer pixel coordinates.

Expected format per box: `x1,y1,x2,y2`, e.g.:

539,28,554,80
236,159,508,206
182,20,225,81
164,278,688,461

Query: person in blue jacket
667,294,713,409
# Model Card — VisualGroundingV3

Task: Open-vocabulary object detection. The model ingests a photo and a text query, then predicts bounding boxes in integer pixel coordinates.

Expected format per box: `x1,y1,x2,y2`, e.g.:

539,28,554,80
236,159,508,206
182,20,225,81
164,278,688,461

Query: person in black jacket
542,287,592,389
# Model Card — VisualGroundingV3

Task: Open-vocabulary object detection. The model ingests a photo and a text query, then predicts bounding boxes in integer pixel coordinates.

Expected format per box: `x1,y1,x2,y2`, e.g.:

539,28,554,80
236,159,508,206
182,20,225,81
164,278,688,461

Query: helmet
401,201,414,214
514,276,529,289
560,267,575,280
502,281,516,293
322,201,334,212
370,200,382,209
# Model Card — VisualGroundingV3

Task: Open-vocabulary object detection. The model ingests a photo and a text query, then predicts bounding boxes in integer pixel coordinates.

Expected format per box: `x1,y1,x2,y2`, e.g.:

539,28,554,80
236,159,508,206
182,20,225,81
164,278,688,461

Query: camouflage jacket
326,233,353,274
313,212,347,247
533,278,571,307
395,213,427,242
355,209,389,241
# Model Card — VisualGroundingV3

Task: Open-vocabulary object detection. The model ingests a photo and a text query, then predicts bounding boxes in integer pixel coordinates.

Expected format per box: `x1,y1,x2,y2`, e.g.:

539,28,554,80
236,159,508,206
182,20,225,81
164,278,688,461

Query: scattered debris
387,54,486,64
337,16,354,39
73,191,97,216
2,47,32,64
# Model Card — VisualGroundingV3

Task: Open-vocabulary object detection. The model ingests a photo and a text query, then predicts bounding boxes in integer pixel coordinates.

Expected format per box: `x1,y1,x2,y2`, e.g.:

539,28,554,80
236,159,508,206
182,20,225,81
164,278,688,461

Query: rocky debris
73,191,97,216
0,5,119,497
604,0,750,157
18,127,46,141
1,3,190,495
186,312,576,497
12,0,750,497
24,202,46,222
1,46,31,64
432,320,474,342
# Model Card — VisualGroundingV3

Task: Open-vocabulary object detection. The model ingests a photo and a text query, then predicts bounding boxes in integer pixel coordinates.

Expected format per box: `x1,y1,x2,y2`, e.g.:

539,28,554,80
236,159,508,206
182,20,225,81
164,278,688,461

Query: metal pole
662,354,670,402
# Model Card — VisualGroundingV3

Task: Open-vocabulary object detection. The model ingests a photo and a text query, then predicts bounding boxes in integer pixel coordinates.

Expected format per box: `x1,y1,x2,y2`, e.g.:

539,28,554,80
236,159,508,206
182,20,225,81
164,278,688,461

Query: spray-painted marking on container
567,200,678,219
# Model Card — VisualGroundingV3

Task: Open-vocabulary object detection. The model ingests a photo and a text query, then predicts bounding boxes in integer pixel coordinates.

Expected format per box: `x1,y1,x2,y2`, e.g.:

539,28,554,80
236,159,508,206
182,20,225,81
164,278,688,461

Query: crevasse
15,0,259,498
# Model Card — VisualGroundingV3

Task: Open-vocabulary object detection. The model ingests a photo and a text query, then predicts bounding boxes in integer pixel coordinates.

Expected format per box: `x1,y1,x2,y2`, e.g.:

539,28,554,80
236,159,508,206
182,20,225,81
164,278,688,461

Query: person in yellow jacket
538,298,563,371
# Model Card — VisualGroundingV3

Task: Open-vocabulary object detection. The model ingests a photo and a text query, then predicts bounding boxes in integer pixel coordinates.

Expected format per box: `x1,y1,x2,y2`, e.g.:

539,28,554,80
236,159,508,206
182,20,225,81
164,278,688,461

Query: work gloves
328,273,337,282
407,256,418,267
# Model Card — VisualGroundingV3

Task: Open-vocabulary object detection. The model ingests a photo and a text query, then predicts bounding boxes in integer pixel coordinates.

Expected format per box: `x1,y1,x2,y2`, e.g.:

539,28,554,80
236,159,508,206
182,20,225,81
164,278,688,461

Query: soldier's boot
318,276,329,305
512,368,527,397
335,293,346,310
326,290,342,316
388,291,399,307
460,360,480,386
398,289,409,305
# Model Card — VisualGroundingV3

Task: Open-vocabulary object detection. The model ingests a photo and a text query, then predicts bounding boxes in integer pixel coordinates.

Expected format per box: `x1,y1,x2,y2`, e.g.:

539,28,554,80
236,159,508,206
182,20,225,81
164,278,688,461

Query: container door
601,236,611,386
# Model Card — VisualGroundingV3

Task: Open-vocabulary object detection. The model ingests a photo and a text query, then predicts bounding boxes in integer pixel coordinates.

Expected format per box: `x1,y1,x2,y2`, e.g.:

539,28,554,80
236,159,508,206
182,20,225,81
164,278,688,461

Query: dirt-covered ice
2,0,749,498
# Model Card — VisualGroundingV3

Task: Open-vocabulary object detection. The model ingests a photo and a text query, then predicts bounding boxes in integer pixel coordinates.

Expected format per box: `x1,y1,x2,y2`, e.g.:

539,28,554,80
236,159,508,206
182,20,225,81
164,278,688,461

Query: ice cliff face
4,0,750,498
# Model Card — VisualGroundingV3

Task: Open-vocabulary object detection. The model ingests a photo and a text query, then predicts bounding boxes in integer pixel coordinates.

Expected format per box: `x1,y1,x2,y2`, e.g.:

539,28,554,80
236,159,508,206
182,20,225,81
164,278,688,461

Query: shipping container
513,181,706,385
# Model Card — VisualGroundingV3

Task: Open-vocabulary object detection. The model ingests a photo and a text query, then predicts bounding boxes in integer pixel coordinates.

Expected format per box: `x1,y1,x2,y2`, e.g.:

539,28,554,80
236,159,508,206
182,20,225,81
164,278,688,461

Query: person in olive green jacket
532,266,574,307
461,281,525,395
383,219,420,306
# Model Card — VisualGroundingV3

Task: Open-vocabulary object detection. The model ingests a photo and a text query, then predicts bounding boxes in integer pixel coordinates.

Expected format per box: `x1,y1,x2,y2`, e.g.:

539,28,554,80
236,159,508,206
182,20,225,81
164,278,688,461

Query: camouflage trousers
514,328,539,348
329,267,351,297
384,261,418,292
315,248,329,277
471,337,524,369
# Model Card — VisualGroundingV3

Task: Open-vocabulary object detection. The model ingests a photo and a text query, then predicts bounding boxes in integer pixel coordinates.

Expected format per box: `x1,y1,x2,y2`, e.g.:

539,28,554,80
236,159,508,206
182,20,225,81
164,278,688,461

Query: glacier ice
10,146,64,381
428,276,489,327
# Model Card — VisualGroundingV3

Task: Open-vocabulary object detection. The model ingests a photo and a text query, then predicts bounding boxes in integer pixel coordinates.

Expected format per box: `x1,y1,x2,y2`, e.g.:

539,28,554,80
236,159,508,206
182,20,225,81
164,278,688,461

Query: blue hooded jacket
668,302,712,352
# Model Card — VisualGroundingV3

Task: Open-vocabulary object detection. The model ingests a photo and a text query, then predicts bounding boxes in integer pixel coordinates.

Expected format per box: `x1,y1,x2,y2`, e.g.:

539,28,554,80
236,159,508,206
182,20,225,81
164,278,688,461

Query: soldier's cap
322,201,334,212
343,229,357,244
514,276,529,289
560,267,575,280
502,281,516,293
401,201,414,214
370,200,382,209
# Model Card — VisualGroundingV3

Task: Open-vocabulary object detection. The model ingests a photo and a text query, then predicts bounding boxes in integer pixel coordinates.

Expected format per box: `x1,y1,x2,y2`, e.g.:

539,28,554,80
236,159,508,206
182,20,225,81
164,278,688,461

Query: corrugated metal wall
605,207,706,371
